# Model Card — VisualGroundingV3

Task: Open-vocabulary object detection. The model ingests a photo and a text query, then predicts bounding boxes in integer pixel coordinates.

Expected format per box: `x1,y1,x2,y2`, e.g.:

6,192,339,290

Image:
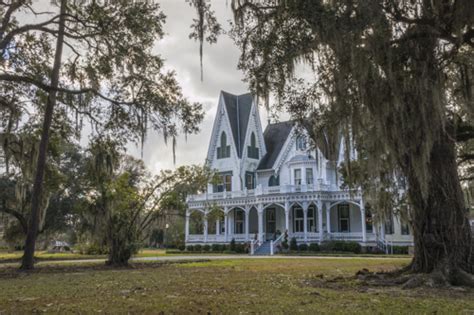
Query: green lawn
0,257,472,313
0,249,169,263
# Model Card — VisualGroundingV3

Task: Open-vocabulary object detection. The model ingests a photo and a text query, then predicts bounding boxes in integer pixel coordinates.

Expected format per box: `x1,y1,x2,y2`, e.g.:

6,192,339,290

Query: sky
128,0,271,174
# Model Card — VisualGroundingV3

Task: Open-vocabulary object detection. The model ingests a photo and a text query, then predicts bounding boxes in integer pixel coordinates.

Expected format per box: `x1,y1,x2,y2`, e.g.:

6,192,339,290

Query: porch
185,198,377,245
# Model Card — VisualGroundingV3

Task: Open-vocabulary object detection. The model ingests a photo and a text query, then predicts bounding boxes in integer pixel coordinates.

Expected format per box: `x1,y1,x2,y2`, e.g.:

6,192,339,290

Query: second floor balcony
187,181,343,203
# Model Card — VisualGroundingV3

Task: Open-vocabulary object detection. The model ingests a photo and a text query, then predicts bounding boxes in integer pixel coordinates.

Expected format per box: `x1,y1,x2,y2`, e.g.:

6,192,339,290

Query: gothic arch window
247,132,259,159
268,175,280,187
296,135,307,151
221,132,227,147
217,132,230,159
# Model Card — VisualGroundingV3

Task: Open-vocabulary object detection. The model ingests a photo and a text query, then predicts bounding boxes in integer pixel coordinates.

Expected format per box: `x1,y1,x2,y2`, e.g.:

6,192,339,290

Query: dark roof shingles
257,121,294,170
222,91,253,158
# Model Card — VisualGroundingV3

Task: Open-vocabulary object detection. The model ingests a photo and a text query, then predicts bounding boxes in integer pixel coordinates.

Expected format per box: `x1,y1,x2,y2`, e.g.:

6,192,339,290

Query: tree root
355,266,474,289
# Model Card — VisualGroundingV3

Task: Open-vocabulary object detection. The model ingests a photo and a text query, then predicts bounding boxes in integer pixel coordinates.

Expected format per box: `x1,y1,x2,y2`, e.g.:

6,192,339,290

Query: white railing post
303,201,308,243
325,202,331,235
270,240,274,255
251,241,254,255
257,204,264,243
185,211,190,243
245,207,250,241
203,213,208,243
317,200,323,244
224,209,229,243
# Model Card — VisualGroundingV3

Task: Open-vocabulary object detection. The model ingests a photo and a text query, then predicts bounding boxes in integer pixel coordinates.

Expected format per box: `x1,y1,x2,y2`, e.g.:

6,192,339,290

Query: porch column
257,203,264,243
361,199,367,243
224,207,229,242
303,201,308,243
317,200,323,243
185,211,190,243
245,206,250,241
216,219,220,236
284,200,290,233
325,202,331,234
203,213,208,243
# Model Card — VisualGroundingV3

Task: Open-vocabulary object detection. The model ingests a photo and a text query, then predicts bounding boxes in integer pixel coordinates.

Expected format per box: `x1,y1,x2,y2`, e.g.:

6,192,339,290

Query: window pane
294,169,301,185
340,219,349,232
306,168,313,184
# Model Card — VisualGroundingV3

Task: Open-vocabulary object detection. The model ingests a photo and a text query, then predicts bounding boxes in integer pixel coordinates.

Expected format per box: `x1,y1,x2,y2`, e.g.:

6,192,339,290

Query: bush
211,244,223,252
223,249,235,254
77,242,108,255
194,244,202,252
178,244,186,251
221,244,228,251
392,246,409,255
230,238,236,251
281,231,289,250
202,244,211,252
186,245,194,252
343,242,361,254
298,243,308,251
320,241,361,253
308,243,320,252
235,243,247,254
289,237,298,251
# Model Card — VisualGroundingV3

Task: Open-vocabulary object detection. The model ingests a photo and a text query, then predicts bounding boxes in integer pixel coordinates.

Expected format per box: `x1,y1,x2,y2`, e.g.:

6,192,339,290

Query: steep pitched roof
221,91,253,158
257,121,294,170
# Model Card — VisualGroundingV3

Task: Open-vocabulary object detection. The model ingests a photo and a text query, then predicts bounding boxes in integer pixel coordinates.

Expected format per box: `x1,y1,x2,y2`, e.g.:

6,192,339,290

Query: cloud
126,0,261,174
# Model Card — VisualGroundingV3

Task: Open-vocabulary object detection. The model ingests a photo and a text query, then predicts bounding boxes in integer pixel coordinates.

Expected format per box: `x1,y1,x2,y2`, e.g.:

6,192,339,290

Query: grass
0,249,170,263
0,257,472,313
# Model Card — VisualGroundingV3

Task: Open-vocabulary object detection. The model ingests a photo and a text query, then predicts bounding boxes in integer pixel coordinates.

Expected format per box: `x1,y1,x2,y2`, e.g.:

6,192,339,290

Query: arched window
268,175,280,187
221,132,227,147
217,132,230,159
296,135,306,151
247,132,259,159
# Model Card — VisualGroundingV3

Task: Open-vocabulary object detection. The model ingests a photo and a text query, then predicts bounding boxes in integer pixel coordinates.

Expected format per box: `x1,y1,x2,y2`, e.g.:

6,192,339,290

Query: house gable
221,91,253,158
205,92,240,168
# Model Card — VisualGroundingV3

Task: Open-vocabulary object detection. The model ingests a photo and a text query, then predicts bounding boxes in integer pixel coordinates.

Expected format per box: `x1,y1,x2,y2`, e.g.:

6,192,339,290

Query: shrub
343,242,361,254
223,249,235,254
194,244,202,252
221,244,228,251
77,242,108,255
178,244,186,251
320,241,361,253
281,230,289,250
202,244,211,252
289,237,298,251
211,244,222,252
392,246,409,255
230,238,236,251
186,245,194,252
308,243,320,252
235,243,246,253
298,243,308,251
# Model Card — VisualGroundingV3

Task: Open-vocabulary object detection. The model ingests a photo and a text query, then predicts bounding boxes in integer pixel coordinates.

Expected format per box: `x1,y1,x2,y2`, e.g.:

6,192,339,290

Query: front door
266,208,276,240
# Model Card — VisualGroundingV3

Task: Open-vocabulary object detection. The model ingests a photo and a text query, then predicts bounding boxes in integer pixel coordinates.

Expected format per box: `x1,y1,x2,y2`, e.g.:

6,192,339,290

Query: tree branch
0,204,28,234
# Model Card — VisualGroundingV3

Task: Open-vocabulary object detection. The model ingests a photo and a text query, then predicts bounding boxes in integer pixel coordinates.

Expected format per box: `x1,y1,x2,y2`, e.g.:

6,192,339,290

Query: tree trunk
20,0,67,270
408,130,473,283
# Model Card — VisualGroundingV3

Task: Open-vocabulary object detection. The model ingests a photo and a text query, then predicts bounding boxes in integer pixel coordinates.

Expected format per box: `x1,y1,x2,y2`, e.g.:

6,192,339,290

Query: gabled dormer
206,91,266,192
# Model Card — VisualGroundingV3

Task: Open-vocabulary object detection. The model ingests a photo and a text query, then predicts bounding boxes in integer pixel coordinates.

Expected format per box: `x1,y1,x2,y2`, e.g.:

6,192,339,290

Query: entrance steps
253,241,272,255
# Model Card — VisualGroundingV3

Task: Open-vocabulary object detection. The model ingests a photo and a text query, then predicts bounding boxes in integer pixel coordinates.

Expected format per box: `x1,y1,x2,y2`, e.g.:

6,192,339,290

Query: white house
185,91,413,253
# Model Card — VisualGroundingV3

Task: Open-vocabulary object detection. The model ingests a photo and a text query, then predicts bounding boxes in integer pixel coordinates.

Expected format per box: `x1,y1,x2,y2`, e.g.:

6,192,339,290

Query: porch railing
187,183,343,202
250,239,261,255
188,232,377,244
270,233,285,255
